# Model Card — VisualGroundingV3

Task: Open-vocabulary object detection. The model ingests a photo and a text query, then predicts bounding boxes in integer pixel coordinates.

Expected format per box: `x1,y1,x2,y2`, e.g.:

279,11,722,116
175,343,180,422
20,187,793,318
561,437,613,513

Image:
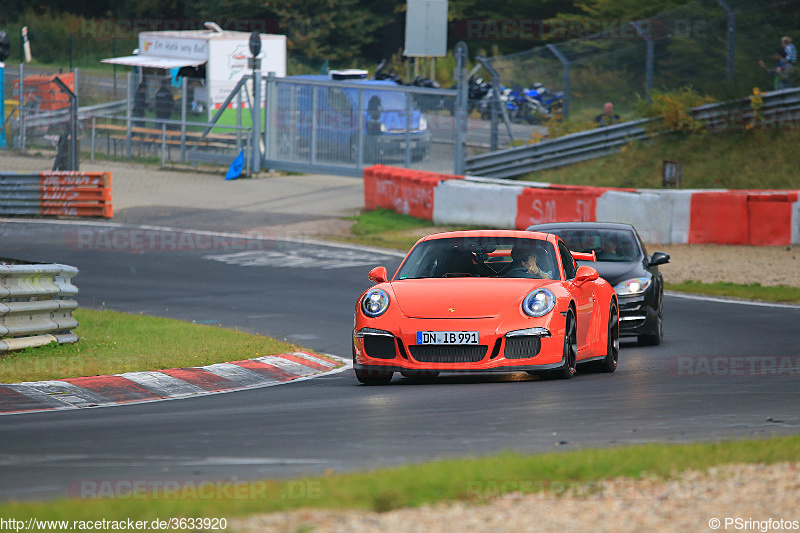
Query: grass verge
666,281,800,305
1,435,797,523
0,309,306,383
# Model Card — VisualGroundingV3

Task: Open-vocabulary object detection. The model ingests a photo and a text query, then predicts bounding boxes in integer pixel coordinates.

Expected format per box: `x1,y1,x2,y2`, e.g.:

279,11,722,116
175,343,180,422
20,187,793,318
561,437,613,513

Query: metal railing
0,263,79,352
466,119,651,178
465,87,800,179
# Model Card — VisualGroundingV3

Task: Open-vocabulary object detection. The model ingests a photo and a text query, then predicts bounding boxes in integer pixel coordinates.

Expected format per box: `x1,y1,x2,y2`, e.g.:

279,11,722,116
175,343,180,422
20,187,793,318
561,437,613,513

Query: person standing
132,81,147,129
595,102,621,127
155,79,174,129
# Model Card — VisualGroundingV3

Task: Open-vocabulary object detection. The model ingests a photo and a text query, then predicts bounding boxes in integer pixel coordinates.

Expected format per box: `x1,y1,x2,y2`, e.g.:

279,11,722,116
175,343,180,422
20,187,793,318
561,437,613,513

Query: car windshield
556,229,640,262
395,236,560,280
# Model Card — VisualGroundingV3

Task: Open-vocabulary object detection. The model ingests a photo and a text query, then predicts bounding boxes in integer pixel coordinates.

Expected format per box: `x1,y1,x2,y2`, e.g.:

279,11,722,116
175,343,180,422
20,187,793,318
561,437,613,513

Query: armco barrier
365,166,800,245
0,263,79,352
0,171,113,218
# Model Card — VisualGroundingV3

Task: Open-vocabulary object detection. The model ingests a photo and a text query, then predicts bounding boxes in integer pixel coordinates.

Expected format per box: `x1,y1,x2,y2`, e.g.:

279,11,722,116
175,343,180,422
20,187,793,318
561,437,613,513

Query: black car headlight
361,288,390,317
614,277,652,295
522,288,556,317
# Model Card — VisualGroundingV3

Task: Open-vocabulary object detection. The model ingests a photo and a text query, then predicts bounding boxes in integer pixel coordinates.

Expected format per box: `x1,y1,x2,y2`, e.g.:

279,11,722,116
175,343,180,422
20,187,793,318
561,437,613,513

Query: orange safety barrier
0,171,113,218
515,187,605,229
688,192,749,244
363,165,463,221
746,192,798,246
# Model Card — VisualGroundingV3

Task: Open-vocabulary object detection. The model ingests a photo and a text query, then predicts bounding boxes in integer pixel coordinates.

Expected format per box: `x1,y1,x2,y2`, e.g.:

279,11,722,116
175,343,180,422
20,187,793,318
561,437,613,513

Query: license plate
416,331,479,345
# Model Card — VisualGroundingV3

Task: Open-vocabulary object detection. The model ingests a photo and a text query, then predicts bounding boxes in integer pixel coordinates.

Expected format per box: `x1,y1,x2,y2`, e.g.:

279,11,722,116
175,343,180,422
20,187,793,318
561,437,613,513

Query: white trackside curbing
433,180,524,229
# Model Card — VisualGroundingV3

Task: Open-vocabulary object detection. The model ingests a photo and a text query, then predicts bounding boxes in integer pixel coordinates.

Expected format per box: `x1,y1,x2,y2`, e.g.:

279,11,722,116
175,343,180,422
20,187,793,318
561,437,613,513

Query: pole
251,58,262,174
113,38,117,97
546,44,570,119
69,34,73,71
453,42,468,175
0,62,6,149
180,76,187,164
632,22,654,96
19,62,25,153
716,0,735,83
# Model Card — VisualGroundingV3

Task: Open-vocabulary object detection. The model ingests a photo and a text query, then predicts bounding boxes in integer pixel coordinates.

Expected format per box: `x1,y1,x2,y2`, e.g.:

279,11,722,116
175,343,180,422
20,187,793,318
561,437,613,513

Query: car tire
353,344,393,385
595,303,619,373
355,366,393,385
638,300,663,346
551,309,577,379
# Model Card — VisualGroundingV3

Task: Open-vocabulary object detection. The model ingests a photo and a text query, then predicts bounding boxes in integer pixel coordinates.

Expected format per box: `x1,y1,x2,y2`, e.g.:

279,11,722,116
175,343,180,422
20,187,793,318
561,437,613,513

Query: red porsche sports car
352,230,619,385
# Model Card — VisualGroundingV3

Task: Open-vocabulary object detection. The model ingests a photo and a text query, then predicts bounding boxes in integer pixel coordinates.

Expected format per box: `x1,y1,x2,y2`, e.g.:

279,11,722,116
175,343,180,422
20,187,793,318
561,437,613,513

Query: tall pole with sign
0,31,9,149
249,32,262,174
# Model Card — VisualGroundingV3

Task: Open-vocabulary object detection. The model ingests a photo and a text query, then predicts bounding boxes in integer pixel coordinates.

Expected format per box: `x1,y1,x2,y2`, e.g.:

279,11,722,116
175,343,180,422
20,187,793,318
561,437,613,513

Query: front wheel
638,299,664,346
551,309,577,379
596,303,619,373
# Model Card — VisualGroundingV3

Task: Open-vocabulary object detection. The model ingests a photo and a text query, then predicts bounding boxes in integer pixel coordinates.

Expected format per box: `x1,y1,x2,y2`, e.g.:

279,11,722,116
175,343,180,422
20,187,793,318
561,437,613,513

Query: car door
559,241,594,353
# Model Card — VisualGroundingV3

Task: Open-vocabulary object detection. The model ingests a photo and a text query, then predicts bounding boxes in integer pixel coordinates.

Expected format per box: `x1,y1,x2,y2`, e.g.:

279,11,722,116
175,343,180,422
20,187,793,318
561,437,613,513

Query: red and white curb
0,351,350,416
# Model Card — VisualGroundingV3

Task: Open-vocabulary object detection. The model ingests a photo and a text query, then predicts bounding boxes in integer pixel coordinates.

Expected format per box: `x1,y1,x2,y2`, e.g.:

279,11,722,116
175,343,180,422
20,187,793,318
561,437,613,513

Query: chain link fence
484,0,800,124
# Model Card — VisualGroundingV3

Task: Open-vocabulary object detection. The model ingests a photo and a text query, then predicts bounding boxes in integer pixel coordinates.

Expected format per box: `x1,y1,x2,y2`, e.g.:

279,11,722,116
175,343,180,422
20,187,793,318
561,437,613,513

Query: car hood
578,260,644,286
389,278,550,319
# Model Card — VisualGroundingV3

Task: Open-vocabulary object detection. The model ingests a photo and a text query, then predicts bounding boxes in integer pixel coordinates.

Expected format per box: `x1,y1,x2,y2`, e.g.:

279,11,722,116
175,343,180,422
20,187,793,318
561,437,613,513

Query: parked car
279,71,432,163
527,222,670,346
352,229,620,385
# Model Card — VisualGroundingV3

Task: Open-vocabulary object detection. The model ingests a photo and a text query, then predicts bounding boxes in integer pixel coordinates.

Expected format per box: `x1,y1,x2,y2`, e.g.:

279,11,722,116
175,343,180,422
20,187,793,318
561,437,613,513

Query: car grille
503,337,542,359
363,336,397,359
408,345,487,363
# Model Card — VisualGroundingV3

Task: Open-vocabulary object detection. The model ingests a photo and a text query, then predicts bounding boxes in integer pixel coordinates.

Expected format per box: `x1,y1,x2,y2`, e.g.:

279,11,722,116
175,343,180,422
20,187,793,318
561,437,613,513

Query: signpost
249,31,262,174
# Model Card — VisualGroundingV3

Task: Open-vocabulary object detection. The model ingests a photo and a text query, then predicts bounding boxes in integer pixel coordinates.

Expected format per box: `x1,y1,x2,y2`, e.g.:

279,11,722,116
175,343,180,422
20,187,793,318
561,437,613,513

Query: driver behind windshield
506,246,553,279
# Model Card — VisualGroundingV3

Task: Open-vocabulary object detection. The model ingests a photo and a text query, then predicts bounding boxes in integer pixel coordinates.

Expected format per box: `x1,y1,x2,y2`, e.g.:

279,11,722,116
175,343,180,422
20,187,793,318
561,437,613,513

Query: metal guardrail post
716,0,735,84
546,44,570,119
161,123,166,169
251,58,262,174
90,116,96,162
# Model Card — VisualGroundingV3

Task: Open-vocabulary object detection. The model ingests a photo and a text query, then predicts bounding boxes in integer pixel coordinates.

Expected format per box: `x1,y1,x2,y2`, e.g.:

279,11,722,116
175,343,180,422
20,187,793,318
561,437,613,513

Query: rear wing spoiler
571,250,597,262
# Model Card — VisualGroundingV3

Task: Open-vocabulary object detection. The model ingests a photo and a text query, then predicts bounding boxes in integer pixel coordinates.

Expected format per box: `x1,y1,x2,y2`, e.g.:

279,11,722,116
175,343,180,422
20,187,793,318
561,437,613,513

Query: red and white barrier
0,171,114,218
363,166,800,245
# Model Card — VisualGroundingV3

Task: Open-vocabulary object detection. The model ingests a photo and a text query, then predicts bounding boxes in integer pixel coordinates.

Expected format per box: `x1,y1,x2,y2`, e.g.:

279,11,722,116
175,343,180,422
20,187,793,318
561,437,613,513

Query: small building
102,22,286,119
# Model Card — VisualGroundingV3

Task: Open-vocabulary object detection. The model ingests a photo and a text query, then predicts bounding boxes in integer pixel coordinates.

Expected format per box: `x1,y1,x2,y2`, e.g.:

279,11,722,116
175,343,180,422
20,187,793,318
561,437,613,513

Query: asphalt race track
1,220,799,502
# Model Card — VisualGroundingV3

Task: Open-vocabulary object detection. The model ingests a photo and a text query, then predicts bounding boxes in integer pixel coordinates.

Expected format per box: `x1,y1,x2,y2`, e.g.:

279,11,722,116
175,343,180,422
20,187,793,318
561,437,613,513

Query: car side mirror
368,266,388,283
649,252,670,266
573,265,599,285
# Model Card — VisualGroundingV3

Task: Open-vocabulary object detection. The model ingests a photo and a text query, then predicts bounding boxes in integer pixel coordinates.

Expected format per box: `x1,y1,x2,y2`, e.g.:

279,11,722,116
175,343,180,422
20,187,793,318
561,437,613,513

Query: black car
527,222,670,346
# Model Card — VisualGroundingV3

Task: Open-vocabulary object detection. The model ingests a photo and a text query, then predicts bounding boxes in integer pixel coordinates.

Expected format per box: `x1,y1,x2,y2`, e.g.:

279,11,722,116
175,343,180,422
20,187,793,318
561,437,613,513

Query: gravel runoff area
231,462,800,533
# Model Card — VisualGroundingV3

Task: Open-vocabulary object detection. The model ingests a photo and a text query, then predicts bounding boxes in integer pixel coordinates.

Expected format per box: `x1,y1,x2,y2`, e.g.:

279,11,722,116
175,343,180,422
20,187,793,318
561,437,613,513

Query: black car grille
363,336,397,359
408,345,488,363
503,337,542,359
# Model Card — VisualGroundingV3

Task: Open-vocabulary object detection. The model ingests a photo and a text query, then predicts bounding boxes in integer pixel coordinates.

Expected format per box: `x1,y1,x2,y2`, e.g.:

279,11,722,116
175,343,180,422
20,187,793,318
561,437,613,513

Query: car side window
558,241,577,280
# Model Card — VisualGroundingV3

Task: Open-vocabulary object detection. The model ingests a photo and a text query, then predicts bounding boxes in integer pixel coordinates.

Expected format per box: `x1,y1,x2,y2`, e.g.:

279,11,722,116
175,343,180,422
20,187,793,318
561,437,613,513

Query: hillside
522,129,800,190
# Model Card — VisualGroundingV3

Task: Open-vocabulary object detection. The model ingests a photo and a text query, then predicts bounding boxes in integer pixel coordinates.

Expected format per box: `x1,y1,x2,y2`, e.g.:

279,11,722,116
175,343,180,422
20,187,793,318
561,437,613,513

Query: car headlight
419,115,428,131
614,277,652,295
361,288,390,317
522,288,556,317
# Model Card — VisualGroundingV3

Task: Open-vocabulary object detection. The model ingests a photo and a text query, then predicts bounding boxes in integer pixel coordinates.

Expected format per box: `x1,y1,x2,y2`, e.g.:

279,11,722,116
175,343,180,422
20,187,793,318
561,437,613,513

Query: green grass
666,281,800,305
1,435,797,524
525,129,800,190
0,309,310,383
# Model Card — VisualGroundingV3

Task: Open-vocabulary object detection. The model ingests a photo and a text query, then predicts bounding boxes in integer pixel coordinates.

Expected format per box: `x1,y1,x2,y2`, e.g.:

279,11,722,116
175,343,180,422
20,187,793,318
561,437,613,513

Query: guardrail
0,171,113,218
0,263,79,352
465,119,652,179
466,87,800,179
